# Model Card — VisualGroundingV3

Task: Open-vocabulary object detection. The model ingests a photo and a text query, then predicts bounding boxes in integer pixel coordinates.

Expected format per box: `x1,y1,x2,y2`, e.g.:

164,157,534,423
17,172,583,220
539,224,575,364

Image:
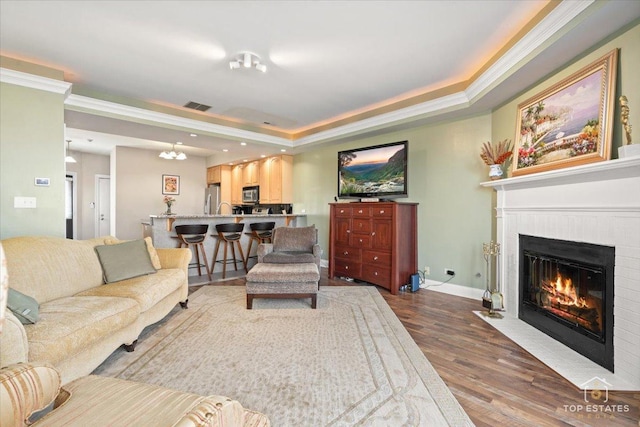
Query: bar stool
244,221,275,265
175,224,211,281
210,223,247,279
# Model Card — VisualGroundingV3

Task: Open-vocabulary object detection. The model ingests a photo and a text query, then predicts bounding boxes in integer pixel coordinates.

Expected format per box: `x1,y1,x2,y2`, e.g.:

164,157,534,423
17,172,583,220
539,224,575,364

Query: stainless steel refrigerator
204,184,220,214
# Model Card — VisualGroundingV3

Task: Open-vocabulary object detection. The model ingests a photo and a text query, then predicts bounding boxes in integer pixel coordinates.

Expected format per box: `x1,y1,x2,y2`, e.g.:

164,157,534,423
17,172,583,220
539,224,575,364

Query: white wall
113,146,207,240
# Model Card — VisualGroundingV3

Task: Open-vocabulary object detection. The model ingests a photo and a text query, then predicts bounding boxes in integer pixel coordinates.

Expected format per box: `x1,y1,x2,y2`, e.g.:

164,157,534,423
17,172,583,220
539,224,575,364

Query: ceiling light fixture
229,52,267,73
159,143,187,160
65,139,76,163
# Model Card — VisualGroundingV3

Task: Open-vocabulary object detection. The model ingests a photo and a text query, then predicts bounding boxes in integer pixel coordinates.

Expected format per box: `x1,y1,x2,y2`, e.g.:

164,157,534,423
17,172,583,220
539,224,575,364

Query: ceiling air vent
183,101,211,112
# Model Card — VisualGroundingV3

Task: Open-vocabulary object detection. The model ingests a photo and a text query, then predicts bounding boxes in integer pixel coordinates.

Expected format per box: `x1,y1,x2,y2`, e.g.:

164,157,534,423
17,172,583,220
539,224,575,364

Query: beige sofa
0,235,190,384
0,242,271,427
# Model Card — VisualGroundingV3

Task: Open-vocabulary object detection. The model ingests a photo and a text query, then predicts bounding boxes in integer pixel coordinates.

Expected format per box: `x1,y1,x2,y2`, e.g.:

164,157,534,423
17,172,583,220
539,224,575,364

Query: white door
95,175,111,237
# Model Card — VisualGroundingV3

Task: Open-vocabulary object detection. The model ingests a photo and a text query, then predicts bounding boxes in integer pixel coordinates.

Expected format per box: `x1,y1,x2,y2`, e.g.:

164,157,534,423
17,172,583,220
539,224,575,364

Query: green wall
294,113,494,288
0,82,66,238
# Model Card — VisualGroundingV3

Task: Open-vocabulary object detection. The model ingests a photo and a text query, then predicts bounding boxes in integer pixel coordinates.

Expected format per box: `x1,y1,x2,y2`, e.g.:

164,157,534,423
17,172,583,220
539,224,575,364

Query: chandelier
229,52,267,73
159,143,187,160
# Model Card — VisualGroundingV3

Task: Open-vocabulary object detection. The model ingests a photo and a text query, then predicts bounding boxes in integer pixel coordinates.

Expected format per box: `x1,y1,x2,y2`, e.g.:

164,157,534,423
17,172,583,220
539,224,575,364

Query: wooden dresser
328,202,418,295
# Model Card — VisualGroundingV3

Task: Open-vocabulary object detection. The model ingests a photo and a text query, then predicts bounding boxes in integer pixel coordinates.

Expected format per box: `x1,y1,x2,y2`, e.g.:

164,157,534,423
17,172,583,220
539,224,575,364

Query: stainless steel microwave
242,186,259,203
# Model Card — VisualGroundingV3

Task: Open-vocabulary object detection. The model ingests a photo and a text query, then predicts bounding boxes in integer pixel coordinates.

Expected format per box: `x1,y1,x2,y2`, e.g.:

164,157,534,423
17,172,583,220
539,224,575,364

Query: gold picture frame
512,49,618,177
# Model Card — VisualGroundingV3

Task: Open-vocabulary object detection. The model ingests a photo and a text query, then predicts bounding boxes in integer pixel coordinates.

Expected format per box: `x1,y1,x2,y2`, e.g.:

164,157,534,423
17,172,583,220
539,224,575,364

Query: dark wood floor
193,269,640,427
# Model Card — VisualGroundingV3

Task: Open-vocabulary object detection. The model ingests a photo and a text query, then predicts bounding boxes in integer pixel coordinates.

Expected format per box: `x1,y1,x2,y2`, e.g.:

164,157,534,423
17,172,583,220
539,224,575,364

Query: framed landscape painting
512,49,617,177
162,174,180,195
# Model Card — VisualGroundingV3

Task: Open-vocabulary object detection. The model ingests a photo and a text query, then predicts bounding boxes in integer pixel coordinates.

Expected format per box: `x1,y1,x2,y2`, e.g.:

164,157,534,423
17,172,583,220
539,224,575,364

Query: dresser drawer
362,250,391,265
372,206,393,217
350,233,371,248
333,260,362,277
361,265,391,287
334,206,352,217
352,206,371,217
334,245,361,262
352,218,371,233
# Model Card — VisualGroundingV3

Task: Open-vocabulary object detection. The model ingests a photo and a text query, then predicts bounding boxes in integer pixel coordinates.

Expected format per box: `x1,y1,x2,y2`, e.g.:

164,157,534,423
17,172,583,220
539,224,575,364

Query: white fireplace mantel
479,156,640,390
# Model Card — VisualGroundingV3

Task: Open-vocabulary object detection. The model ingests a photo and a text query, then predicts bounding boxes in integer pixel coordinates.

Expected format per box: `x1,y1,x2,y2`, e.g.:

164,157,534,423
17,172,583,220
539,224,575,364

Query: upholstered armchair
257,226,322,270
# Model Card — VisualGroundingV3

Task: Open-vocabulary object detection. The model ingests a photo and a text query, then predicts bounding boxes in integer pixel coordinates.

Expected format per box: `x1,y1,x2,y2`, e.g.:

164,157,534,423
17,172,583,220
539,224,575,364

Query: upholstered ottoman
245,263,320,309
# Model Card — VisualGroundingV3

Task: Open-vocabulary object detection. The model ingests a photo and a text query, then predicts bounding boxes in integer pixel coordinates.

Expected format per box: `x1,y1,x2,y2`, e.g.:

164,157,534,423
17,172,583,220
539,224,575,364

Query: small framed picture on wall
162,174,180,195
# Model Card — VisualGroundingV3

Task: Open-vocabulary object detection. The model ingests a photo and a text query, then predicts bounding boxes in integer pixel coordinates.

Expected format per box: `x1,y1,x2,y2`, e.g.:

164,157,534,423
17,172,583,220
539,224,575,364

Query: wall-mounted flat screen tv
338,140,408,199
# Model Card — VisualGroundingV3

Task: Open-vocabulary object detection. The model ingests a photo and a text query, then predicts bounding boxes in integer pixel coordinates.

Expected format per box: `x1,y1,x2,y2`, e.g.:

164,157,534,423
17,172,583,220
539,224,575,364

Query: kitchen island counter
143,214,307,275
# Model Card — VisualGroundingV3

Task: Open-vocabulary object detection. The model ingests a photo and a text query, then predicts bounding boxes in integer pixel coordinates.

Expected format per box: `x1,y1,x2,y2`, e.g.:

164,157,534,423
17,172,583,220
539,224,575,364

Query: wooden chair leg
222,241,228,278
210,239,221,275
236,241,248,273
199,242,212,281
194,243,202,276
245,237,254,264
230,241,238,271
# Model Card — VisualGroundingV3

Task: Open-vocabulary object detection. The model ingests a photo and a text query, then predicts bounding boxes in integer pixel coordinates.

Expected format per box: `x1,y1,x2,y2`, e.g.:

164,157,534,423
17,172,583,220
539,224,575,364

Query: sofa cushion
25,296,139,367
105,236,162,270
7,288,39,324
95,239,157,283
262,251,317,265
76,269,185,312
2,237,105,304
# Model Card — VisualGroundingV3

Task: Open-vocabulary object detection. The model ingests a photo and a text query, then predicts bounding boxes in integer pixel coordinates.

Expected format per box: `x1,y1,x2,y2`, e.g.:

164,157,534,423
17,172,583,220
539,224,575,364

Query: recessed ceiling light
281,149,287,152
176,141,183,145
243,159,248,162
190,133,197,137
240,142,247,146
228,162,233,165
260,154,266,158
222,149,229,152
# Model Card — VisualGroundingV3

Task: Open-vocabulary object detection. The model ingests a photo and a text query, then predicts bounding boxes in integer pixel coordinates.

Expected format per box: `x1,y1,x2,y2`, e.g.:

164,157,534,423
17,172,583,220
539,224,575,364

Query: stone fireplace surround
481,156,640,391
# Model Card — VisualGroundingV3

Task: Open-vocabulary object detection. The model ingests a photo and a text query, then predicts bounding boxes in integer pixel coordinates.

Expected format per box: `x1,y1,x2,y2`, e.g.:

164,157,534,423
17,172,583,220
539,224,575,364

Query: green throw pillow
95,239,157,283
8,288,40,324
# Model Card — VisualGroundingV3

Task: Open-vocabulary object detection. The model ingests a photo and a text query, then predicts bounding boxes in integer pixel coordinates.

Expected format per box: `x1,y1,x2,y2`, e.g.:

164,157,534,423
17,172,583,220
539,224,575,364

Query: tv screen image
338,141,408,199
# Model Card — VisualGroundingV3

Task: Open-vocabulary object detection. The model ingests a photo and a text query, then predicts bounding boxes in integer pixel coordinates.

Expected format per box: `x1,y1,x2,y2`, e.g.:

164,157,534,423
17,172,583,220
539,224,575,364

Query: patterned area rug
94,286,473,426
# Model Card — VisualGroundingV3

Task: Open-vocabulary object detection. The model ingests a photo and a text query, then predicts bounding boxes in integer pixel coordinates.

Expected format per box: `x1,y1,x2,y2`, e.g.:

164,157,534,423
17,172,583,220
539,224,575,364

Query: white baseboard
420,279,484,300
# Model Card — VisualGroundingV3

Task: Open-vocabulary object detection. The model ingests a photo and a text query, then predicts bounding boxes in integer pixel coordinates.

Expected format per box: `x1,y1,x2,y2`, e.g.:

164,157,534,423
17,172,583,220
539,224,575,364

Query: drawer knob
380,210,385,214
373,256,378,260
345,266,349,270
340,209,345,213
343,251,349,255
358,209,363,213
359,238,363,243
374,271,378,276
347,230,351,233
371,232,376,236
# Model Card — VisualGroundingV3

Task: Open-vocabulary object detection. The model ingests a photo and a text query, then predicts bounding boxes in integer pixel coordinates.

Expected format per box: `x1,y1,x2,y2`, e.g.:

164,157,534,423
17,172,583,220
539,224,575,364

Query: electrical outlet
424,266,430,275
445,268,455,276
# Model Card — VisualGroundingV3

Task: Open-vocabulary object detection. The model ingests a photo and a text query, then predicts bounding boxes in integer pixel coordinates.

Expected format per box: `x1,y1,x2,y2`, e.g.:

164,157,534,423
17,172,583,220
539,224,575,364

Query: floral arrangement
163,196,176,208
480,139,513,166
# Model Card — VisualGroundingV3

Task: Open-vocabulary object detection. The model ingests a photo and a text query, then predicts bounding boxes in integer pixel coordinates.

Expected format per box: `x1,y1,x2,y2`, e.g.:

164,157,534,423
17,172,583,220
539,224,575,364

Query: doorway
95,174,111,237
65,173,77,239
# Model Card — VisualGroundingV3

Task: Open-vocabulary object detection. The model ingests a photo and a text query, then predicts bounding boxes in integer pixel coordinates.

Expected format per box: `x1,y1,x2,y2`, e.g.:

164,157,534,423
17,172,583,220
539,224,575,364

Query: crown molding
0,67,72,97
294,92,470,146
465,0,594,101
65,94,293,147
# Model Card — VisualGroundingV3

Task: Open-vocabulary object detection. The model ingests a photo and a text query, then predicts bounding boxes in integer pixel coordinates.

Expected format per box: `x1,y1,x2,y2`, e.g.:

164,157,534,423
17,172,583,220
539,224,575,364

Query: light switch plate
14,196,36,208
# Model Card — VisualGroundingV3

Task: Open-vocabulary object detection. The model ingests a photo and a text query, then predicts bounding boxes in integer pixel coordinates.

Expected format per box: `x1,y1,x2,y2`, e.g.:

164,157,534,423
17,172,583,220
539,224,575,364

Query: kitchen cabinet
329,202,418,295
230,165,243,204
259,155,292,203
243,160,260,186
207,166,221,184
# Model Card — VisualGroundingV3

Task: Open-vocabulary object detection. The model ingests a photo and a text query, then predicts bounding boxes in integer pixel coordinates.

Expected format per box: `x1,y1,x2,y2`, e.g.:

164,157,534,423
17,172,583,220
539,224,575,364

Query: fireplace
519,235,614,371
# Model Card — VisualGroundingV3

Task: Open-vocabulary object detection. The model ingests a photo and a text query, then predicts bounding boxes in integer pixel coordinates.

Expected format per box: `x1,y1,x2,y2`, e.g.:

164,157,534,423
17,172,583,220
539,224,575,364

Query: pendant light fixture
159,143,187,160
65,139,77,163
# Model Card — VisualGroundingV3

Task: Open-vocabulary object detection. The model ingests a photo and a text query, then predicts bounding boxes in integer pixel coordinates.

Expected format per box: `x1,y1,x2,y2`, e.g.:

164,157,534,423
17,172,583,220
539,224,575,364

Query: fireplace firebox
519,235,614,371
